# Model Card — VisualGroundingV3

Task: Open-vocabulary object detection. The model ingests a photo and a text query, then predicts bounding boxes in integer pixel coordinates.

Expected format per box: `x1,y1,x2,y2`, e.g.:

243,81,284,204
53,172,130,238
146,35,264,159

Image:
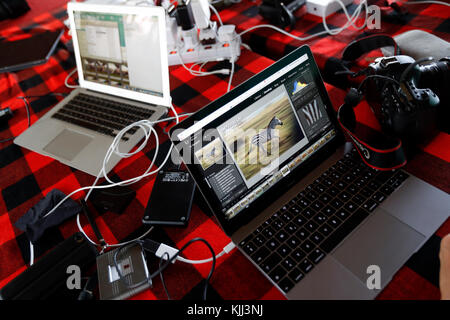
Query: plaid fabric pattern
0,2,449,300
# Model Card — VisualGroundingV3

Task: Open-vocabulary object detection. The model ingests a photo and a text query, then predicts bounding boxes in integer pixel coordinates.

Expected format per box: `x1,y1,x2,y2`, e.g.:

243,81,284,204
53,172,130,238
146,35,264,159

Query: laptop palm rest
332,209,425,289
43,129,93,161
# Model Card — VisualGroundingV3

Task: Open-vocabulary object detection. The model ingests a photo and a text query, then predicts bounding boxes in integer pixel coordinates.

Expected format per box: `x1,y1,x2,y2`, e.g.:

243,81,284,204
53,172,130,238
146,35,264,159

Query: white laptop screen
73,9,164,98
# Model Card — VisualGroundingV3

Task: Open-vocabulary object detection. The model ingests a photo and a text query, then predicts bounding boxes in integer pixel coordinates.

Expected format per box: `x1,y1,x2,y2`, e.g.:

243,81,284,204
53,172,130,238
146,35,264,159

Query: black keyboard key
344,201,357,213
311,232,324,245
372,192,386,203
300,240,314,253
266,238,280,250
275,230,288,243
368,180,382,191
320,209,369,253
289,205,302,215
313,213,327,225
293,215,306,227
336,180,348,190
273,219,285,231
381,185,394,195
363,199,378,212
254,234,266,246
279,277,295,293
285,222,298,235
262,226,275,238
312,201,325,211
330,199,344,209
328,216,342,228
352,194,365,205
296,228,310,241
281,211,293,223
308,248,325,264
269,265,287,283
286,235,301,249
291,248,306,262
252,247,270,264
305,220,319,232
301,207,316,219
289,268,304,283
299,259,314,273
319,193,332,203
277,244,292,256
314,183,326,194
395,171,409,182
282,256,296,271
260,252,282,273
338,191,351,202
319,224,333,236
305,191,318,201
327,186,339,197
298,198,310,208
323,205,336,216
243,241,257,255
359,187,374,198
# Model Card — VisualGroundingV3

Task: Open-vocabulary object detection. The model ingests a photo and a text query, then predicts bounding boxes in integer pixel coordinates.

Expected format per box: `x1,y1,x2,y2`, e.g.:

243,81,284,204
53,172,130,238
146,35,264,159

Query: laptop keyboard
239,149,409,294
52,93,155,141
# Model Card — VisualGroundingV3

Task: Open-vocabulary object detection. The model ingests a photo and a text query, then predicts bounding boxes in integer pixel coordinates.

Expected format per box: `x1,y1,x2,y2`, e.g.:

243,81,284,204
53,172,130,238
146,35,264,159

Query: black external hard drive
142,169,195,227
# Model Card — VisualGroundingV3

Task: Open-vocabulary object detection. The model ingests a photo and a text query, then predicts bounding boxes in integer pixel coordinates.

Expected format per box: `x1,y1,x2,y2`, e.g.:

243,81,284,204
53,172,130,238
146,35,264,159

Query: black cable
113,237,216,301
0,93,67,143
159,252,171,300
0,96,31,143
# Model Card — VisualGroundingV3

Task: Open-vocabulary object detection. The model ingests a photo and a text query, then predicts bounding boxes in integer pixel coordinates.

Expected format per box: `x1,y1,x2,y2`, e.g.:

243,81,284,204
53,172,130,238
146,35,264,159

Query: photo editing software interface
180,54,336,220
74,10,163,97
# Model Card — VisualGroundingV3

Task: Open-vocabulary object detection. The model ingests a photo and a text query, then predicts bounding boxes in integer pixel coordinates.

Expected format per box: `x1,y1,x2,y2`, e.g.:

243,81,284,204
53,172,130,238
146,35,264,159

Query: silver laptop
15,3,170,176
169,45,450,299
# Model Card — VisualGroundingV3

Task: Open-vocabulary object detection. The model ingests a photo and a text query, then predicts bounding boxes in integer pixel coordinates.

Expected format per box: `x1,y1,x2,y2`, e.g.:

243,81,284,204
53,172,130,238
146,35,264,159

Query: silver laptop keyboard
238,149,409,294
52,93,155,141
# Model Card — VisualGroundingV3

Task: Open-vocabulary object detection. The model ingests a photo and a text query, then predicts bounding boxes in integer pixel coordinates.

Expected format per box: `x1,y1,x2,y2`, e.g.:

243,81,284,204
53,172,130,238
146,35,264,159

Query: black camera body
258,0,306,29
365,55,449,144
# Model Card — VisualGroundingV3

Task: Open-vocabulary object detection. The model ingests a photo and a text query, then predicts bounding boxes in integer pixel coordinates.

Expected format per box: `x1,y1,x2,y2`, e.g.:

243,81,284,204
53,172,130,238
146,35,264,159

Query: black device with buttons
142,168,196,227
337,55,449,170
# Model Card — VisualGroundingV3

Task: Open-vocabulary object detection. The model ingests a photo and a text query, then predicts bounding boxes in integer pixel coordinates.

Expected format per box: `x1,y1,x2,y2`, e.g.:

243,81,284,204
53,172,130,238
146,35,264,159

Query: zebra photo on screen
301,99,322,126
247,116,283,156
219,87,305,182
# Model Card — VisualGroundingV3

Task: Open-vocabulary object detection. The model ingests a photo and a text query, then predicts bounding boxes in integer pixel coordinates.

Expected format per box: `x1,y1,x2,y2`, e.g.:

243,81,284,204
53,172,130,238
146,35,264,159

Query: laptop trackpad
332,209,424,288
44,129,92,161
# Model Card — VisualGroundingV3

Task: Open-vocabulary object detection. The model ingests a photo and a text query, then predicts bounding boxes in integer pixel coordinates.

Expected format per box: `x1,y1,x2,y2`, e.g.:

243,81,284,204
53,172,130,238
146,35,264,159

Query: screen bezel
170,45,344,236
67,2,171,107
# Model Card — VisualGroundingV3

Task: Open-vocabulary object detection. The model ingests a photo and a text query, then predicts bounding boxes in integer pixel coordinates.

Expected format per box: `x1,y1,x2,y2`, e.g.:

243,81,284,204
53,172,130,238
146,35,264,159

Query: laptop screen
171,46,340,233
68,3,170,106
73,10,163,96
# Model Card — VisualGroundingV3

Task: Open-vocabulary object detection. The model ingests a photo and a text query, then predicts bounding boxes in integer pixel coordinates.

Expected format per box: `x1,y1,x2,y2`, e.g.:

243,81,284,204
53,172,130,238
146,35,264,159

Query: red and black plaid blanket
0,0,449,300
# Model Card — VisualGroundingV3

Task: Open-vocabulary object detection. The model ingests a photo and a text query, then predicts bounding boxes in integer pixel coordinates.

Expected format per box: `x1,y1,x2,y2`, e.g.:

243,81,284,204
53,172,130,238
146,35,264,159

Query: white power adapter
306,0,354,17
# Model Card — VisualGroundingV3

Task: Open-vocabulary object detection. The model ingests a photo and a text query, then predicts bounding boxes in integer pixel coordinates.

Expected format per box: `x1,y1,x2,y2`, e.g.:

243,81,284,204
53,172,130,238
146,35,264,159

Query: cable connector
142,239,179,263
223,241,236,254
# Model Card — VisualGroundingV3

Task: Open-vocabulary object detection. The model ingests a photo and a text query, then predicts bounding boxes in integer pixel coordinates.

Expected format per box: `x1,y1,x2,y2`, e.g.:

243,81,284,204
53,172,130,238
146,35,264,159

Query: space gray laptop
15,3,170,176
169,45,450,299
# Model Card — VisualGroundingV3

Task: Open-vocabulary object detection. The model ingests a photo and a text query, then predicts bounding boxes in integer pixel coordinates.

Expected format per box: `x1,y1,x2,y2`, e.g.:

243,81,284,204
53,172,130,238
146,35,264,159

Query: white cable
175,241,235,264
38,107,187,250
64,68,79,89
29,242,34,266
400,0,450,5
237,0,370,41
209,3,223,26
